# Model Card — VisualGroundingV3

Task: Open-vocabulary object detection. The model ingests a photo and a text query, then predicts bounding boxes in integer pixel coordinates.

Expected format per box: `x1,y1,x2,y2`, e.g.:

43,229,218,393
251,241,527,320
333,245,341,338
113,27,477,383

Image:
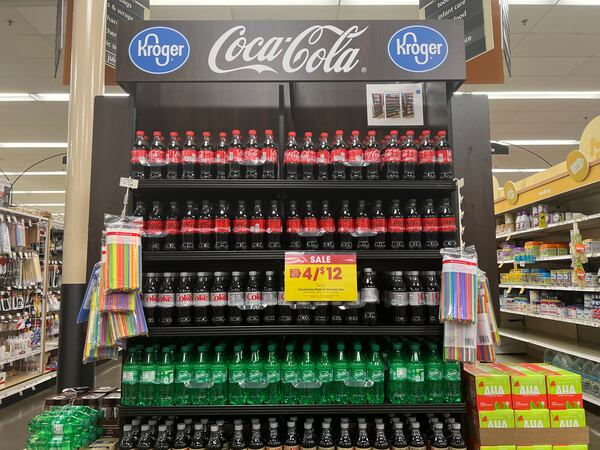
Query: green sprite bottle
246,343,265,405
425,342,444,403
387,342,408,404
155,347,175,406
264,342,281,404
210,344,228,405
174,345,193,405
407,343,425,404
316,342,333,404
443,359,462,403
349,341,367,404
121,348,139,406
281,342,298,404
367,342,385,404
138,347,157,406
192,344,211,405
332,341,349,404
228,343,247,405
298,342,316,404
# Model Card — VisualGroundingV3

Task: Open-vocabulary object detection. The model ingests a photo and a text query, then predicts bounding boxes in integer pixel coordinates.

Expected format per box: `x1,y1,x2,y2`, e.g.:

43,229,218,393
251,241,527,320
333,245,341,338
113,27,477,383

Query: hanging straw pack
440,245,478,323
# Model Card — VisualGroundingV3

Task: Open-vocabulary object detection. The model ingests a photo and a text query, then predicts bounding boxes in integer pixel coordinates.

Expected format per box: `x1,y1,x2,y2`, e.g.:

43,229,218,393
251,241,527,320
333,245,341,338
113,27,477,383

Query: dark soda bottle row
284,129,453,181
142,269,440,327
119,415,466,450
131,129,278,180
133,198,457,252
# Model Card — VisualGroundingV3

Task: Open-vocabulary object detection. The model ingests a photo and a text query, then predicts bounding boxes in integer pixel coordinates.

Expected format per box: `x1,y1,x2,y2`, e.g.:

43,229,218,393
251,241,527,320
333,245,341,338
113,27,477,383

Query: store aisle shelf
500,308,600,328
499,328,600,363
499,284,600,293
0,348,43,365
495,213,600,241
498,253,600,266
0,371,56,402
583,393,600,407
143,250,442,261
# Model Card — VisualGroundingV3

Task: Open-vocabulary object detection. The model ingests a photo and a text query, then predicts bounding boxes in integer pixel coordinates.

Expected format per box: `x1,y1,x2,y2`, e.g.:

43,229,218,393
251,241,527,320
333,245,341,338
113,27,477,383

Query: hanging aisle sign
116,20,466,83
284,252,357,302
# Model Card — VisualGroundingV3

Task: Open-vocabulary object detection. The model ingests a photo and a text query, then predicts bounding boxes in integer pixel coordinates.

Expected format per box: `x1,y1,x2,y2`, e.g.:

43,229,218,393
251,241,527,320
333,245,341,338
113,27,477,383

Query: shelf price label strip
284,252,357,302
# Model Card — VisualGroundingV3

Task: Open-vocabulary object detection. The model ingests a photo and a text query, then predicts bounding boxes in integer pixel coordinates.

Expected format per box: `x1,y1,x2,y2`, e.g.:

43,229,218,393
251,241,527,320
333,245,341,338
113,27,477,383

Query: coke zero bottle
319,200,335,250
214,200,231,251
263,271,277,324
438,198,457,248
284,131,300,179
210,271,227,325
176,272,193,326
233,200,249,251
228,129,244,179
198,131,214,179
314,301,329,325
158,272,176,327
142,272,159,327
355,200,371,250
193,272,211,326
360,268,379,325
266,200,282,250
436,131,454,180
371,200,386,249
182,130,198,179
405,199,422,250
245,271,263,325
163,201,180,252
300,131,316,180
317,132,331,180
423,271,439,325
302,200,319,250
166,131,181,179
286,200,302,250
296,301,312,325
250,200,265,250
418,130,436,180
244,130,260,179
406,271,425,325
382,130,401,180
348,130,364,180
228,271,244,326
422,198,439,249
262,129,278,179
364,130,380,180
149,131,166,179
401,131,418,180
331,130,347,180
198,200,213,251
330,301,343,325
180,200,197,251
278,270,293,324
130,130,148,179
388,199,405,250
387,271,407,325
215,132,228,179
337,200,354,250
146,201,163,252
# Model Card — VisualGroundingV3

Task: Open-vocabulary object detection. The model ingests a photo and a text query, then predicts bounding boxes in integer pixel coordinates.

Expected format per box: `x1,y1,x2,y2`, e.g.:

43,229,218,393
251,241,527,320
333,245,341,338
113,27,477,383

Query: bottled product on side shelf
120,338,461,407
118,415,466,450
497,240,571,263
495,203,586,236
500,267,600,289
133,198,457,252
140,269,440,327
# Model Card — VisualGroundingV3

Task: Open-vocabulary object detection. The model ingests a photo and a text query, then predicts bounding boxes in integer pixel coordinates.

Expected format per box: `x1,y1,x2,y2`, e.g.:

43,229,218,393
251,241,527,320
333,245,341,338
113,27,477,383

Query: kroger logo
128,27,190,74
387,25,448,73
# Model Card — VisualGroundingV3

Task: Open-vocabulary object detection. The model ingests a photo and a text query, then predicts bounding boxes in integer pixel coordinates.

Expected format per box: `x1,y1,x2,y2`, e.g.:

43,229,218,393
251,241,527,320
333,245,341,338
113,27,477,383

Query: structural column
58,0,107,390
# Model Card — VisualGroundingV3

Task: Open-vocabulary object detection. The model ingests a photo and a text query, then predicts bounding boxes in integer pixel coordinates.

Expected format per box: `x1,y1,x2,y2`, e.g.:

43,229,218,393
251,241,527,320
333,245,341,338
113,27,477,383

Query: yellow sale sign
284,252,357,302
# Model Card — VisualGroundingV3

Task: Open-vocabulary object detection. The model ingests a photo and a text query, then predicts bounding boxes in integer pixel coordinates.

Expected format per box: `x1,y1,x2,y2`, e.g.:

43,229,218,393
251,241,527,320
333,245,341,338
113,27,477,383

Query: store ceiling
0,0,599,215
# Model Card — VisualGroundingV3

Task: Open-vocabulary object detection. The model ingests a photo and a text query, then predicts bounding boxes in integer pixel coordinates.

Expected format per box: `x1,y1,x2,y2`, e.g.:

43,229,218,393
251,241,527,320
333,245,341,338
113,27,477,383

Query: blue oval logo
128,27,190,75
387,25,448,73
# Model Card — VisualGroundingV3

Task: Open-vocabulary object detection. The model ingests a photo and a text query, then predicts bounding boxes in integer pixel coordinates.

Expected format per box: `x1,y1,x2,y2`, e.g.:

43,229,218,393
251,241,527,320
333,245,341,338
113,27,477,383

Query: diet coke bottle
228,271,244,326
348,130,364,180
130,130,147,179
244,130,260,179
331,130,347,180
149,131,166,179
317,132,331,180
214,200,231,251
215,132,228,179
266,200,283,250
233,200,249,251
197,131,214,180
401,131,418,180
261,129,278,179
382,130,401,180
262,271,277,324
286,200,302,250
158,273,176,327
210,272,228,326
364,130,380,180
166,131,181,179
284,131,300,179
193,272,211,326
197,200,213,250
142,272,159,327
176,272,193,326
337,200,354,250
245,271,263,325
300,132,317,180
182,131,198,180
228,130,244,179
250,200,265,250
386,271,407,325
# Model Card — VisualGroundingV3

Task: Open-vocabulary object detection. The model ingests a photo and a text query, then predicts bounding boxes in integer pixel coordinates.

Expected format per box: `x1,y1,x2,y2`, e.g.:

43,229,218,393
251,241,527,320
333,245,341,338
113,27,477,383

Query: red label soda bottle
284,131,300,179
182,131,198,180
422,198,439,249
266,200,282,250
436,131,454,180
166,131,182,179
382,130,401,180
233,200,249,251
348,130,364,180
214,200,231,250
300,131,317,180
244,130,260,179
215,132,228,179
228,129,244,179
401,130,418,180
331,130,347,180
418,130,436,180
337,199,354,250
286,200,302,250
250,200,265,250
364,130,380,180
197,200,213,251
388,199,405,250
130,130,148,179
262,129,278,179
149,131,166,179
197,131,214,180
317,132,331,180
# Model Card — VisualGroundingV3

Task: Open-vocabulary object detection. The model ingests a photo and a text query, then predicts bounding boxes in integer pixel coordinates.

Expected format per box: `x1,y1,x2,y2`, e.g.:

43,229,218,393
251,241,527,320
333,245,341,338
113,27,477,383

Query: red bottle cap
136,130,144,135
202,131,211,137
390,130,399,135
320,132,329,137
304,131,312,137
406,130,415,136
439,131,446,136
248,129,257,135
169,131,178,137
335,130,344,135
219,132,227,137
185,130,195,136
153,131,161,136
232,129,241,135
265,129,273,134
351,130,360,136
368,130,376,136
288,131,296,137
423,130,431,135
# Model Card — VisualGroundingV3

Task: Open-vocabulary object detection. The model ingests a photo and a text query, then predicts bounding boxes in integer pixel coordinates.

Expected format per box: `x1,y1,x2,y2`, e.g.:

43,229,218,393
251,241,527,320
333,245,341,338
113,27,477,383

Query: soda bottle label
301,369,316,382
149,148,166,165
287,218,302,233
425,292,440,306
141,369,156,382
407,366,424,382
355,218,370,232
317,150,330,164
230,368,245,382
284,446,299,450
266,368,280,382
228,147,244,162
331,148,347,162
212,370,227,383
401,148,418,163
262,146,278,162
245,291,263,306
337,218,354,232
244,146,261,164
181,218,197,234
215,218,231,233
194,368,210,382
418,149,436,164
158,293,175,307
319,218,335,233
369,368,385,382
389,291,408,307
263,291,277,306
143,293,158,308
392,446,410,450
210,292,227,305
167,148,182,164
249,218,265,233
182,148,198,163
146,219,163,236
439,217,457,232
176,368,192,383
282,369,297,383
303,218,318,232
387,218,405,233
277,291,286,305
436,148,453,163
361,287,379,303
347,148,364,162
130,149,147,164
157,368,174,384
422,217,438,233
384,148,401,162
165,219,180,235
426,365,442,380
267,218,283,233
176,292,193,306
248,368,263,382
351,368,367,381
197,218,213,234
122,369,139,383
227,292,244,306
300,150,317,164
364,148,381,162
318,369,333,383
233,218,249,233
389,364,407,381
334,368,349,381
215,149,228,163
408,291,425,306
405,217,422,232
284,149,300,164
371,218,386,233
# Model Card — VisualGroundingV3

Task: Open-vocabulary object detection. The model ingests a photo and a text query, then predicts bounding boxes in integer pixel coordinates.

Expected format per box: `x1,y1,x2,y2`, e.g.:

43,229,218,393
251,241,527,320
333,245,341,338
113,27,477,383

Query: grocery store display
495,204,585,237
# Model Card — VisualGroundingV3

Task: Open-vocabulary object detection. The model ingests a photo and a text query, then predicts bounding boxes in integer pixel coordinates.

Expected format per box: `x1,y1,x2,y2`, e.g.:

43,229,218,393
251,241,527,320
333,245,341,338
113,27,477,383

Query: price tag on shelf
505,234,511,241
539,212,547,229
519,288,525,294
284,252,357,302
498,262,504,268
119,177,139,189
506,287,512,293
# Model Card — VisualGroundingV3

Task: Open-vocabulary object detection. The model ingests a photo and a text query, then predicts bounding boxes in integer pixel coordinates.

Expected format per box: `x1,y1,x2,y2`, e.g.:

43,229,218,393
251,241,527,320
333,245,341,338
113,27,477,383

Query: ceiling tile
0,7,38,35
531,5,600,34
0,35,53,58
509,5,553,34
14,6,57,35
495,122,559,133
551,75,600,90
520,99,600,112
513,34,600,57
0,57,56,77
505,110,578,124
489,99,531,113
570,57,600,76
511,57,587,76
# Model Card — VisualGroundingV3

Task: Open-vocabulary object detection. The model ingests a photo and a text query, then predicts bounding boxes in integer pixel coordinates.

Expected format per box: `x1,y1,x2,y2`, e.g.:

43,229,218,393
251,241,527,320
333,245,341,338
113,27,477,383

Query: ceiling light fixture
456,91,600,100
20,203,65,207
500,140,579,146
3,171,66,176
0,94,34,102
492,168,546,173
0,142,68,148
12,190,67,194
30,93,70,102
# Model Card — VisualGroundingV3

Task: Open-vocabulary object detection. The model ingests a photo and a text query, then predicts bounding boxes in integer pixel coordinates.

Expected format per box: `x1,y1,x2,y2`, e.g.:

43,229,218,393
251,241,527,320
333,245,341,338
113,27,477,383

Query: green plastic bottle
298,342,316,404
264,342,281,404
281,342,298,404
246,343,265,405
228,343,247,405
387,342,408,404
332,341,349,404
349,341,367,404
121,348,139,406
138,347,157,406
407,343,425,404
192,344,211,405
210,344,228,404
443,358,462,403
425,342,444,403
367,342,385,404
316,342,333,404
155,347,175,406
174,345,193,405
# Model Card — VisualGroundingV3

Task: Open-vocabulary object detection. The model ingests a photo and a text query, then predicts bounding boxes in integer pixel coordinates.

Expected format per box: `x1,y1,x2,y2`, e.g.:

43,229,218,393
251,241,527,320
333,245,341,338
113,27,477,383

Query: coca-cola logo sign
129,27,190,74
208,25,368,74
387,25,448,73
